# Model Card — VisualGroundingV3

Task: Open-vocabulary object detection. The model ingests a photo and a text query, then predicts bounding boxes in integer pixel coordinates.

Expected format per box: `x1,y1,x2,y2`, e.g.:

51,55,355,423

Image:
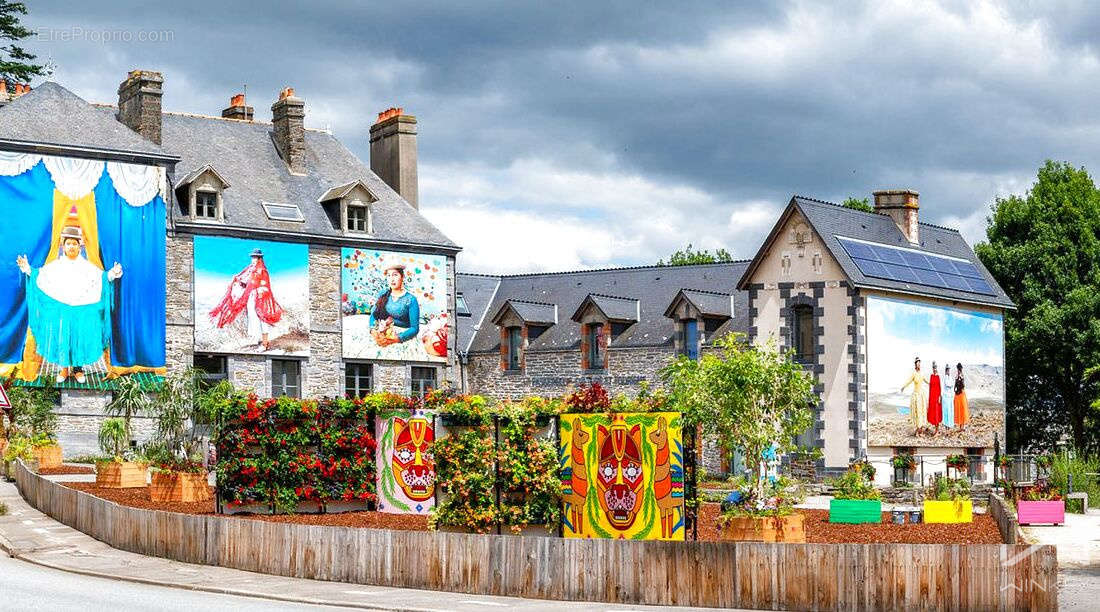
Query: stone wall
54,389,156,458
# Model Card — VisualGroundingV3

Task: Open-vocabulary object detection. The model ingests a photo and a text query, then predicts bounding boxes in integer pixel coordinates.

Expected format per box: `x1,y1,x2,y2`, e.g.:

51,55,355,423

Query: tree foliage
974,161,1100,454
841,197,873,213
0,1,46,83
658,243,734,266
661,334,815,501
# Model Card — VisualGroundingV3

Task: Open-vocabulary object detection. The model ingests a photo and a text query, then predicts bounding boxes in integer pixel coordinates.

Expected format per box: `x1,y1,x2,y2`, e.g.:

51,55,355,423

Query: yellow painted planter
923,499,972,523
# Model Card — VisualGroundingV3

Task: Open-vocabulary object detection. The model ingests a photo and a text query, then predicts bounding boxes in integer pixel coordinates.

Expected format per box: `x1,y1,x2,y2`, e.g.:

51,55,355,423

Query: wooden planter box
719,514,806,543
923,500,973,523
149,471,211,503
95,461,148,488
1017,500,1065,525
829,499,882,524
33,444,62,469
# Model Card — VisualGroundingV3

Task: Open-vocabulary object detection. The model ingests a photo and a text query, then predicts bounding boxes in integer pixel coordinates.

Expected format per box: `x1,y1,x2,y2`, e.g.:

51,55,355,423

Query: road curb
11,552,447,612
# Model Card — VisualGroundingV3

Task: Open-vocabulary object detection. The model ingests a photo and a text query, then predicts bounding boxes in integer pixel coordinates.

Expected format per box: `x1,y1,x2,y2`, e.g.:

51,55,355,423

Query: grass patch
0,500,7,515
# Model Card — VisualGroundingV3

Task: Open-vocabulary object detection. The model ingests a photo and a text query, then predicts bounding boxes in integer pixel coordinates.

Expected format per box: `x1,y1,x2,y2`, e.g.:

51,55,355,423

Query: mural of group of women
900,358,969,430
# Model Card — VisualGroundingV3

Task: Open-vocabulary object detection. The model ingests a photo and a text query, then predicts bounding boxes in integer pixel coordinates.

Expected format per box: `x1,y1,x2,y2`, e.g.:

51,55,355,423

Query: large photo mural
375,409,436,514
341,248,447,363
559,412,685,541
866,296,1005,447
193,236,309,356
0,152,166,390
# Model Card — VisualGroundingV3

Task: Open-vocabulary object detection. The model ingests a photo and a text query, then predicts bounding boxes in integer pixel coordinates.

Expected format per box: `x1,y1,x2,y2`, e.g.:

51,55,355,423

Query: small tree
148,368,207,472
105,376,152,447
97,418,128,459
658,243,734,266
9,383,59,444
0,1,48,83
841,197,873,213
662,334,815,504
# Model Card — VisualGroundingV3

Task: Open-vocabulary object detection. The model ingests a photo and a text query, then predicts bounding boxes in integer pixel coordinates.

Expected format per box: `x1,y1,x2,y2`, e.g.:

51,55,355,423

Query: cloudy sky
19,1,1100,273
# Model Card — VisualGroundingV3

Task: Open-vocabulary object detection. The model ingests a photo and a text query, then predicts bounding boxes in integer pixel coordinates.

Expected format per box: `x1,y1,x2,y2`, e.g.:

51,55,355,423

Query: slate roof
572,294,640,323
492,300,558,326
0,82,175,163
665,288,734,318
458,262,749,354
739,196,1014,309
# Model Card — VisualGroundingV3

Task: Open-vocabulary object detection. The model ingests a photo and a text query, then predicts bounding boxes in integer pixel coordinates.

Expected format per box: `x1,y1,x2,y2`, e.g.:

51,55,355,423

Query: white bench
1067,492,1089,514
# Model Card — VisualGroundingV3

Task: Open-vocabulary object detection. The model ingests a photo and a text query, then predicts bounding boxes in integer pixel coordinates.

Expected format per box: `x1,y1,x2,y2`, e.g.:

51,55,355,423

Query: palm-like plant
105,376,151,446
97,418,128,459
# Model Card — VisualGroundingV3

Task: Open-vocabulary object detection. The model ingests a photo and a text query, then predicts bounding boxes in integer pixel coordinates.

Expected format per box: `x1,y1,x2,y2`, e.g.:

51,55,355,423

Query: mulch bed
696,503,1005,544
59,482,428,531
38,464,95,475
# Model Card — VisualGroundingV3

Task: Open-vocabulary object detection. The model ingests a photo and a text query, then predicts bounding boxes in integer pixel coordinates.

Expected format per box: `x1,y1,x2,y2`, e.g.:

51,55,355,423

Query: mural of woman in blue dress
369,263,420,348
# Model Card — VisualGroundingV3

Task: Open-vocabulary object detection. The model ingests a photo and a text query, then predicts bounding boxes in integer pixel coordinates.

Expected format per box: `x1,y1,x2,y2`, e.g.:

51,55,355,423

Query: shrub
928,475,970,502
0,500,7,515
831,467,881,501
1048,452,1099,512
9,384,59,441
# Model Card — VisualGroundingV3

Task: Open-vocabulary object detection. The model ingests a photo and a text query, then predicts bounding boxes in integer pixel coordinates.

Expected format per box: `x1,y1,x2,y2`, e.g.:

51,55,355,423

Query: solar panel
836,237,997,296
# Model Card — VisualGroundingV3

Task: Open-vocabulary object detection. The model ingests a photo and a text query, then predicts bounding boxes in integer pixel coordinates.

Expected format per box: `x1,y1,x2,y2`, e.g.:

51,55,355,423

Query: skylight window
262,201,305,222
456,293,471,316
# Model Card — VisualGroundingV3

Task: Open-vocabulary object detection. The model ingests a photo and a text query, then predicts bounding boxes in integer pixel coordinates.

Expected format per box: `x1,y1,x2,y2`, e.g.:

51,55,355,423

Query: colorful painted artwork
867,296,1005,447
559,412,685,540
341,248,448,362
194,236,309,356
375,410,436,514
0,152,166,389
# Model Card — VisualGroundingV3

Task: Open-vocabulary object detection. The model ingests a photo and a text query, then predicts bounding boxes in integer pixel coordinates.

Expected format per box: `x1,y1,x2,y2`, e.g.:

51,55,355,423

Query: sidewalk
0,480,710,612
1020,508,1100,568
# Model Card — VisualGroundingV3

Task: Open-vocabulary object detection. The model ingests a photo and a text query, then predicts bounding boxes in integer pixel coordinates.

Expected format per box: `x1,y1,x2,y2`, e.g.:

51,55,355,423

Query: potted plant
891,451,916,485
828,466,882,523
661,335,815,543
923,475,972,523
716,476,807,542
94,418,148,488
946,453,968,473
1016,481,1064,525
147,369,212,503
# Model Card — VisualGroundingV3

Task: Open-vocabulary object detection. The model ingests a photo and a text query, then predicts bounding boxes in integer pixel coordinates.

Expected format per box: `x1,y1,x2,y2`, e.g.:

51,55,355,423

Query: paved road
0,554,356,612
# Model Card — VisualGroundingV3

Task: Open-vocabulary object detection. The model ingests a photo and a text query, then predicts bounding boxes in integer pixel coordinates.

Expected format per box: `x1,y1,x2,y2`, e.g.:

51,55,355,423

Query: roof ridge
794,194,962,234
681,287,732,296
457,272,504,279
466,260,751,278
92,103,332,133
587,292,638,301
505,298,556,306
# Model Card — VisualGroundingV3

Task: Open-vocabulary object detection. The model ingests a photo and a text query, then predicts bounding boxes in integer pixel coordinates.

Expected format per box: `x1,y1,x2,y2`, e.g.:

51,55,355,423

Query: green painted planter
829,499,882,524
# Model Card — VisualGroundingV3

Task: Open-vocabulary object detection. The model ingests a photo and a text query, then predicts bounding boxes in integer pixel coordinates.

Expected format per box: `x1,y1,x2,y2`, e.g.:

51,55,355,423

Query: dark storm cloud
20,1,1100,271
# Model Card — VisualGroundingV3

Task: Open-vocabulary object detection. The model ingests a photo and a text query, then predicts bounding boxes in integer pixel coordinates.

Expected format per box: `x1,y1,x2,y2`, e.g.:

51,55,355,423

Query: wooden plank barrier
14,461,1057,610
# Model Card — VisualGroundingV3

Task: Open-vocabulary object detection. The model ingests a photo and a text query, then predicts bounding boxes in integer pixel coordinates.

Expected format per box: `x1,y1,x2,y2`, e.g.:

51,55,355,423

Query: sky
193,235,307,280
19,1,1100,273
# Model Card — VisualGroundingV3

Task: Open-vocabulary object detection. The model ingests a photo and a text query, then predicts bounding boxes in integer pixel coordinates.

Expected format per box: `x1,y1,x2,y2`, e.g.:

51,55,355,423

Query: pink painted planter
1017,500,1065,525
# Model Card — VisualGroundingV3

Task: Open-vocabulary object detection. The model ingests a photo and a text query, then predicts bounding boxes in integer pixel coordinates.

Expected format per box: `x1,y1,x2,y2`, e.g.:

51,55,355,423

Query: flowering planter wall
923,500,972,523
95,462,147,488
33,444,62,469
719,514,805,542
828,499,882,524
150,471,212,503
1017,500,1065,526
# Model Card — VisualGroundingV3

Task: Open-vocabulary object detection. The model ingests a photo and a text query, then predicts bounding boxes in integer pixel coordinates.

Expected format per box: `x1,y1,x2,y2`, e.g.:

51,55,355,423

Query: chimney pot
222,92,254,121
117,69,164,144
873,189,920,244
271,87,306,174
370,106,418,209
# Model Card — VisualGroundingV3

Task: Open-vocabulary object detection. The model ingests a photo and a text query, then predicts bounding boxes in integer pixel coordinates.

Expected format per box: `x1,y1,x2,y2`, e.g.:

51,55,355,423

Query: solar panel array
836,237,996,296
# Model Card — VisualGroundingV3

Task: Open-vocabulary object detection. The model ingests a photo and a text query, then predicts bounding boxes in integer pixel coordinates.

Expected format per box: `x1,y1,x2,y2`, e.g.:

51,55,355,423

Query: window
680,319,700,359
261,201,305,222
271,359,301,398
792,305,814,362
345,363,372,398
346,203,368,232
586,323,604,370
411,366,437,397
703,317,725,336
193,354,227,388
506,327,523,370
455,293,471,317
195,191,218,219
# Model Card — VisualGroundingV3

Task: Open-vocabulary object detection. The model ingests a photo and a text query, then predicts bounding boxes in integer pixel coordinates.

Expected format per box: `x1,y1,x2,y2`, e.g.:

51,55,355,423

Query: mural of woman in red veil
209,249,283,351
927,361,942,430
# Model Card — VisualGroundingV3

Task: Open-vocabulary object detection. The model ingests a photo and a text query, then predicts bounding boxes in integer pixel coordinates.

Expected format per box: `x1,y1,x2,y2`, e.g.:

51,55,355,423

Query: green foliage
850,458,876,481
8,383,59,441
1047,452,1099,511
975,161,1100,454
495,400,561,531
841,197,873,213
658,243,734,266
928,475,971,502
105,376,152,444
0,500,7,515
891,452,916,470
430,427,497,532
65,453,114,465
0,1,47,83
717,475,807,519
97,418,128,459
2,434,32,462
661,334,815,503
830,467,881,501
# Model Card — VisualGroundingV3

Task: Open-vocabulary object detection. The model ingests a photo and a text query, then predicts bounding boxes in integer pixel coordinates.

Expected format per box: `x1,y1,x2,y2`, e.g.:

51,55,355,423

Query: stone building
0,71,459,455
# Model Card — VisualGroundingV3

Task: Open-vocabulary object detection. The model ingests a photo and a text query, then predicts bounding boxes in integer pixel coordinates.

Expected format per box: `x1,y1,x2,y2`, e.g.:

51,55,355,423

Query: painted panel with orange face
376,410,436,514
560,412,684,540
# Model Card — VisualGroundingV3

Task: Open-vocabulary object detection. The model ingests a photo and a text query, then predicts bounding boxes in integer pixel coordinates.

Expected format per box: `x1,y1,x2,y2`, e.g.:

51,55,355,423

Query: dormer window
506,326,523,371
347,202,369,232
318,180,376,235
584,323,606,371
195,191,218,219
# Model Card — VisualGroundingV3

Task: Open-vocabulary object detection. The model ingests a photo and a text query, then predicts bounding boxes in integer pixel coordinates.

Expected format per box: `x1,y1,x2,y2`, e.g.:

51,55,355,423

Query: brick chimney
271,87,306,175
370,107,418,209
221,93,254,121
117,70,164,144
0,80,31,108
873,189,920,244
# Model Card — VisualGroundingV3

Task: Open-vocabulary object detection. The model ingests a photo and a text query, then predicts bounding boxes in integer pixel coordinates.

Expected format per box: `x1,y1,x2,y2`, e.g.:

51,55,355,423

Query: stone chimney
370,107,418,209
117,70,164,144
271,87,306,175
0,80,32,108
873,189,920,244
221,93,254,121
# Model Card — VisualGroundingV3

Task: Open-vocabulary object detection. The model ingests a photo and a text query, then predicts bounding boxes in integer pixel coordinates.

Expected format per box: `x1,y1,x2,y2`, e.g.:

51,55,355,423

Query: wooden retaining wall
989,493,1021,545
15,462,1057,610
